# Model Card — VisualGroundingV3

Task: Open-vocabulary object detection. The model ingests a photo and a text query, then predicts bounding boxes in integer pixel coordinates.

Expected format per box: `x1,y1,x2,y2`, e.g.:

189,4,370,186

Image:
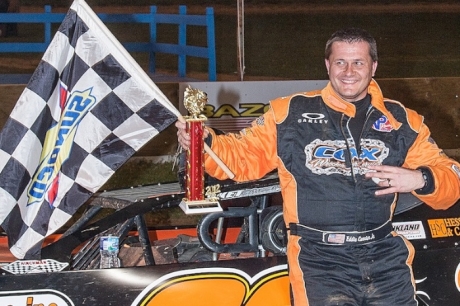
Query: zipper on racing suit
339,113,356,182
340,108,376,183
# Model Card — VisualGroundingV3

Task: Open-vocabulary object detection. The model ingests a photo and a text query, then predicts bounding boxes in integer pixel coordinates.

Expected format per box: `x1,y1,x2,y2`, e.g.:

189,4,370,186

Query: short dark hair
325,28,378,62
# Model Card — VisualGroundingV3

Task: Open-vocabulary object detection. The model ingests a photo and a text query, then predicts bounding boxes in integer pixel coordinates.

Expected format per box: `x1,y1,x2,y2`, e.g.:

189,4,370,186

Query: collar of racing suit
321,79,403,130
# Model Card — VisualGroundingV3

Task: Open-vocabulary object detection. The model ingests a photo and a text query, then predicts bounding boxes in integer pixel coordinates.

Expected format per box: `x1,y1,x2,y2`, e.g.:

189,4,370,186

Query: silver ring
387,178,391,187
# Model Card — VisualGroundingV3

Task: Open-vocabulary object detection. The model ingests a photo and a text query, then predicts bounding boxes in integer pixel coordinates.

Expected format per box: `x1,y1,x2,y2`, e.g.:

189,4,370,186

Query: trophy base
179,199,222,215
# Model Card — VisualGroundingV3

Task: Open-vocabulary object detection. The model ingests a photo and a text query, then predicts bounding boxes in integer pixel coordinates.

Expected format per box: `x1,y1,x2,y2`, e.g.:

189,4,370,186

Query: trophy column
186,119,205,202
179,86,222,214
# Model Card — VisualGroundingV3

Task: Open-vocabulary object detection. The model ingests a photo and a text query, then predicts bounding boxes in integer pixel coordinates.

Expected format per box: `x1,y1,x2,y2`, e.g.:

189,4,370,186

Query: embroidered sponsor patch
304,138,389,176
298,113,328,124
372,115,393,132
256,116,265,126
393,221,426,240
427,217,460,238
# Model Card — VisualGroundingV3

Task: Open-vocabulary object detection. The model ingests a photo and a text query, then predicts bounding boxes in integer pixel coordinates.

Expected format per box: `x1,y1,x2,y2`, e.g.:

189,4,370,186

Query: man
176,28,460,305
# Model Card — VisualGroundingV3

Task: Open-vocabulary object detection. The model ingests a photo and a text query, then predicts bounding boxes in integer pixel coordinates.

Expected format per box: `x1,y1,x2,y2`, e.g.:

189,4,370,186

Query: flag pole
204,143,235,179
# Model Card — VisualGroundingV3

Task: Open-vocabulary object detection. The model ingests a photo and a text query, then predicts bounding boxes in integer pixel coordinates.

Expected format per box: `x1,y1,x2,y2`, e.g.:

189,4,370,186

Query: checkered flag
0,0,180,259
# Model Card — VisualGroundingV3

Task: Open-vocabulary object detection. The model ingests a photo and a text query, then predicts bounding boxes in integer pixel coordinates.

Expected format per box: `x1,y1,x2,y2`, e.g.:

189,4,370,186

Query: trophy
179,86,223,214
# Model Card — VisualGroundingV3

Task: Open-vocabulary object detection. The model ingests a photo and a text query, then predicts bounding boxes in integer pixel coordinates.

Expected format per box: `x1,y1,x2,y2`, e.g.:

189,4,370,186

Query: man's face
325,41,378,103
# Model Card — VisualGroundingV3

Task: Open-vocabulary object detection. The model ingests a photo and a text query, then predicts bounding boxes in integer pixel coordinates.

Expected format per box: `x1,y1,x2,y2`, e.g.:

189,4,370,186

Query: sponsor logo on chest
298,113,328,124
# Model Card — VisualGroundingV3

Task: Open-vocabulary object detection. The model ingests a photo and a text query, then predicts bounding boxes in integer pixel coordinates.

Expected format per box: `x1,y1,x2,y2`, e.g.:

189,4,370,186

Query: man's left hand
365,165,426,196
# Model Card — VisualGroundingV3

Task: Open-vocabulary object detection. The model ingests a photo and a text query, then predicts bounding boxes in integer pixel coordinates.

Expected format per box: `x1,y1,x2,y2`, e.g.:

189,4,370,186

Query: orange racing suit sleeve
204,106,279,182
403,108,460,209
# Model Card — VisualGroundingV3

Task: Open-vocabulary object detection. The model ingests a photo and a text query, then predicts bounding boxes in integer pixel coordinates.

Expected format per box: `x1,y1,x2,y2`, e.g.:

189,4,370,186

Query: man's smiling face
325,41,378,102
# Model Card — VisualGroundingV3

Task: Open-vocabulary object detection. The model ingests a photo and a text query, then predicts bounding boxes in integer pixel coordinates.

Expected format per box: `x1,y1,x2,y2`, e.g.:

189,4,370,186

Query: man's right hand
175,120,190,150
175,120,210,150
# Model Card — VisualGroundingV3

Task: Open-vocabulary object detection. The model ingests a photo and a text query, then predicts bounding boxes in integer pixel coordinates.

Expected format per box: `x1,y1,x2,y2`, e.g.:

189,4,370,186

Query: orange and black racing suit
204,79,460,305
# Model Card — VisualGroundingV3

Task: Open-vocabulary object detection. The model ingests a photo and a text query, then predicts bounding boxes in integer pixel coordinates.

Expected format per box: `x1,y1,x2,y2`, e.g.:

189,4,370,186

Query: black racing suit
204,80,460,305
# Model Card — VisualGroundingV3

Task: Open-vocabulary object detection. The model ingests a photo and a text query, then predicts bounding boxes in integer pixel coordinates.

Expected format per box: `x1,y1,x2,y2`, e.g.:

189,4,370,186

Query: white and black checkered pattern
1,259,69,274
0,0,179,260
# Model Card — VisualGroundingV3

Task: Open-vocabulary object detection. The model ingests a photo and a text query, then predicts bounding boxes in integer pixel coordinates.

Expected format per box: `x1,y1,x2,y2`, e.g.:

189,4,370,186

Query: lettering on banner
393,221,426,240
27,87,96,206
218,185,281,200
427,218,460,238
203,103,270,119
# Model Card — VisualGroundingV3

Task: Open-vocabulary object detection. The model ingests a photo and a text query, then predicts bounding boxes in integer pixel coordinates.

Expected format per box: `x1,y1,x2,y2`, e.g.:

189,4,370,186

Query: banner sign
179,81,328,132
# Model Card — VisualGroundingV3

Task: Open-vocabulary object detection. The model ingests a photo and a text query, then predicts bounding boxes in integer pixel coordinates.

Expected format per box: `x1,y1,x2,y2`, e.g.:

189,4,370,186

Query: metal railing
0,5,217,81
